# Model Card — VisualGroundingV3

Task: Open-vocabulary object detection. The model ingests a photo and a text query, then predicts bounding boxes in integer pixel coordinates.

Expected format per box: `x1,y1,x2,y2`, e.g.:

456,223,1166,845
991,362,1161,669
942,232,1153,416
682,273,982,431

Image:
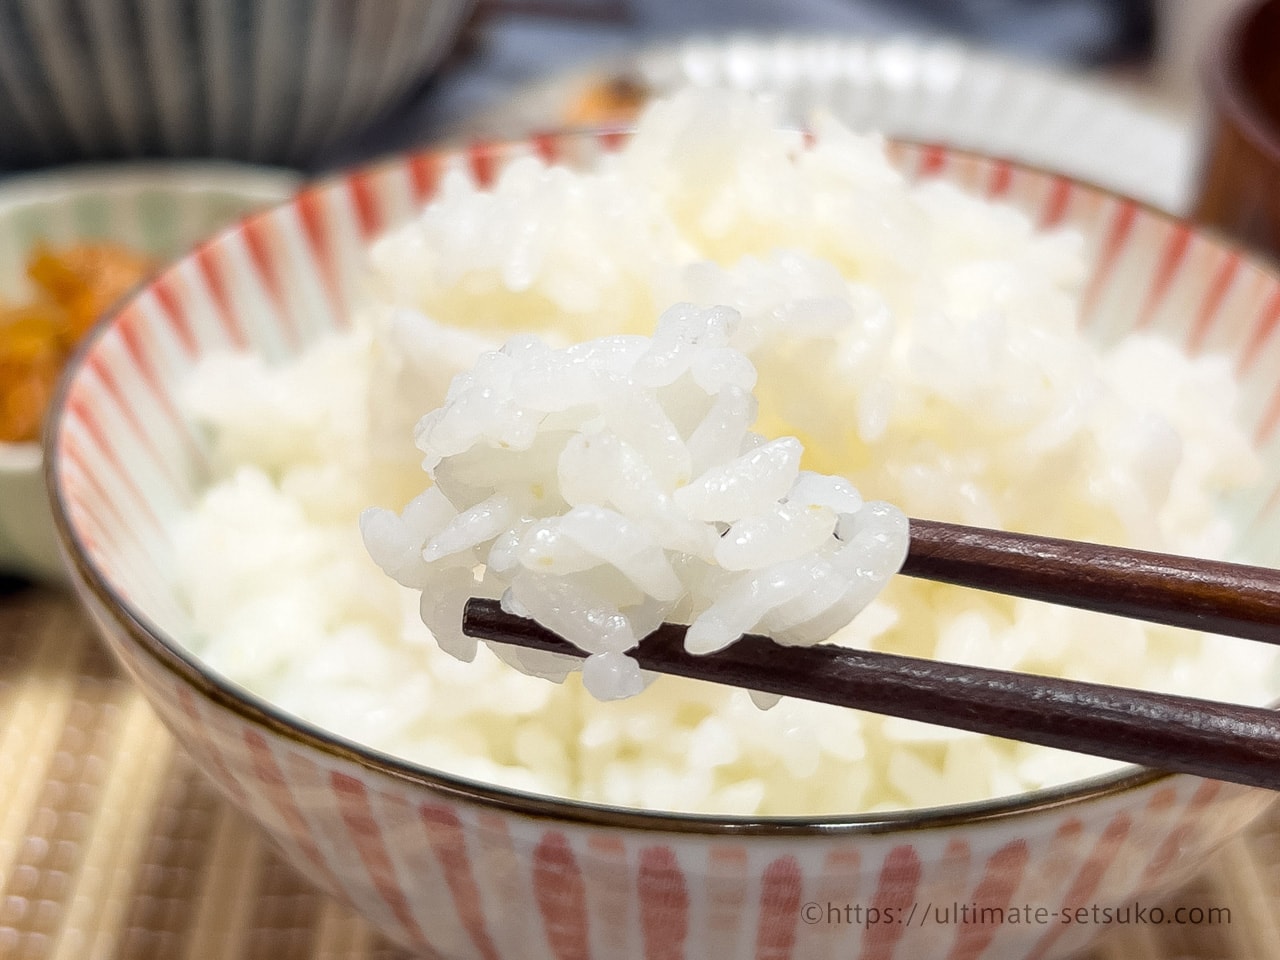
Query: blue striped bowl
0,0,475,168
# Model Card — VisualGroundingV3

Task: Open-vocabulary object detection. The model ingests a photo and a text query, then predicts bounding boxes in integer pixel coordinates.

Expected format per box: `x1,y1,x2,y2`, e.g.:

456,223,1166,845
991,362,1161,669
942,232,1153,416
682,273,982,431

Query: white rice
174,91,1278,816
360,306,909,700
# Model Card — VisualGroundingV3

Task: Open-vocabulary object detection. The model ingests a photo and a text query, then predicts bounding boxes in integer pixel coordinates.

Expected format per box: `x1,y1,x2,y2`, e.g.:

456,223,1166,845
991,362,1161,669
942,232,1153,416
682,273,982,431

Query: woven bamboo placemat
2,580,1278,960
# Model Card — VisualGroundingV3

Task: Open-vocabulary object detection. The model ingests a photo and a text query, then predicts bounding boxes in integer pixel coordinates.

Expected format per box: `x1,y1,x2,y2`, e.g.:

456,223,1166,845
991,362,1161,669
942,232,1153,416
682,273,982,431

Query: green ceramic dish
0,163,299,580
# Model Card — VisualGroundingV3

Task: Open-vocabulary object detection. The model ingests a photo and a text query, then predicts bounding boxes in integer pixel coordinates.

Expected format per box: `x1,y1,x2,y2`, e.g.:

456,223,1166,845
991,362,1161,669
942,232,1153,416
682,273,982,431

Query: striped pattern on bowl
47,136,1280,960
0,0,475,168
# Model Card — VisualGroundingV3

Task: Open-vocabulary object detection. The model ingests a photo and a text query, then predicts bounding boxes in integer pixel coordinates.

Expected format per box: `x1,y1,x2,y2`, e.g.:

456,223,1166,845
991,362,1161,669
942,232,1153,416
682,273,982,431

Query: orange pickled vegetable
27,242,154,343
563,75,649,128
0,242,153,443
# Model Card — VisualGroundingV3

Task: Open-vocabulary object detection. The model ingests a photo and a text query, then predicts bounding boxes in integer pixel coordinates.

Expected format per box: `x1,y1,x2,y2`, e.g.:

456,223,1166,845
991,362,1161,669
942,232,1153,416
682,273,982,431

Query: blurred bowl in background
0,0,476,169
0,162,299,581
461,34,1197,215
1194,0,1280,257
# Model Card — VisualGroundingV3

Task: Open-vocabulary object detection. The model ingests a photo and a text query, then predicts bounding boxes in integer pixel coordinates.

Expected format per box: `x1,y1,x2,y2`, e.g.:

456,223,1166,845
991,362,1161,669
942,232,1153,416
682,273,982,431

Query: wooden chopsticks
463,597,1280,790
903,519,1280,645
460,519,1280,791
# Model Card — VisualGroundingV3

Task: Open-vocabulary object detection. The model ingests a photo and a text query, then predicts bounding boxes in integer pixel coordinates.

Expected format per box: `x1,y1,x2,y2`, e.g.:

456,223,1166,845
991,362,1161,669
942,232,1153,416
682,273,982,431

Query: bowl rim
0,160,302,463
0,441,41,473
0,159,301,210
46,133,1268,838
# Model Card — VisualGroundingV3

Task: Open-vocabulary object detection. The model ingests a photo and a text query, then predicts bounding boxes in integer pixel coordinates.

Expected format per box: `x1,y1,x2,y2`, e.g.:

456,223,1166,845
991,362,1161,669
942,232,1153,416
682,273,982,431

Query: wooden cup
1194,0,1280,259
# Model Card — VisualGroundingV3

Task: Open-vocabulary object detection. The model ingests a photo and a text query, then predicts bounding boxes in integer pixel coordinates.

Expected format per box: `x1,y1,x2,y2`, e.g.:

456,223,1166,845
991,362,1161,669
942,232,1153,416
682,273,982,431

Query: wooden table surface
2,578,1279,960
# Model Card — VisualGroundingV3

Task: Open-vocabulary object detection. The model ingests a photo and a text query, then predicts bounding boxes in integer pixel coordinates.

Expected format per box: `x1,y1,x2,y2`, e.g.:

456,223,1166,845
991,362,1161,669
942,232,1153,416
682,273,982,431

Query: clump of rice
360,305,908,700
173,91,1278,815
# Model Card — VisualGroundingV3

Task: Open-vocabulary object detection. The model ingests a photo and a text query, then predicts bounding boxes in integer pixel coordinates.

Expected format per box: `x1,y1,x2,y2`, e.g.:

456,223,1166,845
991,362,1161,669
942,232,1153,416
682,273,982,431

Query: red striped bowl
45,135,1280,960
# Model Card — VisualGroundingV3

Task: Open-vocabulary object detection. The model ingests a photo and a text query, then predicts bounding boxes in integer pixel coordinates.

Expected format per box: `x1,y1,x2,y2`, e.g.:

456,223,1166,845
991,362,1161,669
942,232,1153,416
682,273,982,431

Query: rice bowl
168,93,1276,816
44,95,1280,960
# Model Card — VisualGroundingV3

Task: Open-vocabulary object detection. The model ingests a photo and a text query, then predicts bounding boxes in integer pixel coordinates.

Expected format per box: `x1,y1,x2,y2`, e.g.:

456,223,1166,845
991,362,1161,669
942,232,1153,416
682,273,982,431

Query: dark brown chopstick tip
461,598,1280,793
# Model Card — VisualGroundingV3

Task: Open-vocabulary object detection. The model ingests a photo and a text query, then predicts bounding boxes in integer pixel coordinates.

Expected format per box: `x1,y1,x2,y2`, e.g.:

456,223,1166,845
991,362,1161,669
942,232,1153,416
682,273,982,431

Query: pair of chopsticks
462,518,1280,792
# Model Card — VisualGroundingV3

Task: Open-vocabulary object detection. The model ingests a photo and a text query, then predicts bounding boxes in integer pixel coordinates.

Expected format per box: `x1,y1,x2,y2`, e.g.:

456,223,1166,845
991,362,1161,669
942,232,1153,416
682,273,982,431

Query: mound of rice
360,306,910,701
174,91,1277,815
